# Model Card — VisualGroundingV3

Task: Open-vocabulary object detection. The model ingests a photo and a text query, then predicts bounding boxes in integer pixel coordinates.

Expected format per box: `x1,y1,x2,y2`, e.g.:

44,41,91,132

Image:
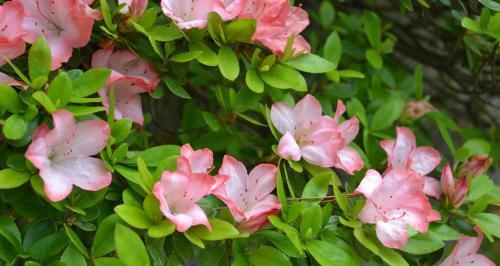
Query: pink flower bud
457,154,492,178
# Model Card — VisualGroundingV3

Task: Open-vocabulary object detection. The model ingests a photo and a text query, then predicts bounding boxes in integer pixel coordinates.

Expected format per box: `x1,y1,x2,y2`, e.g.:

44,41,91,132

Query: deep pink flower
355,169,441,249
402,100,435,119
0,1,26,66
17,0,100,69
438,227,495,266
92,47,160,125
25,110,111,202
153,160,216,232
381,127,442,198
457,154,493,179
239,0,310,56
441,163,468,208
271,94,363,174
212,155,281,233
161,0,246,29
118,0,148,17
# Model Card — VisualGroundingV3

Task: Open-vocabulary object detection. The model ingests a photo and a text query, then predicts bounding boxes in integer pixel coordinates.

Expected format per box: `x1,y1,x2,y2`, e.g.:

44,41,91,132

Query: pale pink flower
92,46,160,125
355,169,441,249
17,0,100,69
118,0,148,17
239,0,310,56
402,100,436,119
153,156,216,232
212,155,280,233
441,163,468,208
0,1,26,66
0,72,27,89
381,127,442,199
25,110,111,202
438,227,495,266
457,154,493,179
160,0,246,29
271,94,363,174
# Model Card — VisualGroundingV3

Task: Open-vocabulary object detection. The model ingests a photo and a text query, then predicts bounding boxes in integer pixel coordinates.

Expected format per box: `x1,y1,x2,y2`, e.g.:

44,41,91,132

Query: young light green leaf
218,46,240,81
115,224,150,266
28,37,51,82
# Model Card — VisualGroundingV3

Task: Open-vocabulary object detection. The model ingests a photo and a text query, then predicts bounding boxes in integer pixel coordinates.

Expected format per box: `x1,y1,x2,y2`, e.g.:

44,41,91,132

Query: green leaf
184,231,205,249
362,11,382,48
347,98,368,128
65,106,106,116
248,245,292,266
149,25,183,42
260,64,306,91
401,232,444,255
28,37,52,81
468,175,494,202
462,139,491,155
72,68,111,98
353,228,408,266
189,42,218,66
283,54,335,73
202,111,221,131
3,114,27,140
302,172,331,203
0,168,30,189
191,218,240,240
91,214,120,257
268,216,305,254
100,0,117,32
128,145,180,167
0,84,23,113
300,204,322,239
320,1,335,26
207,12,225,45
61,245,87,266
170,50,203,63
338,70,365,79
148,220,176,238
48,72,72,108
370,97,405,131
94,257,126,266
306,240,359,266
114,205,153,229
480,0,500,11
473,213,500,239
245,69,265,93
218,46,240,81
115,224,150,266
365,49,383,69
163,76,192,99
111,119,133,144
428,223,461,241
32,91,56,113
63,224,89,258
324,31,342,68
259,231,303,258
461,17,482,33
0,215,22,253
225,19,256,43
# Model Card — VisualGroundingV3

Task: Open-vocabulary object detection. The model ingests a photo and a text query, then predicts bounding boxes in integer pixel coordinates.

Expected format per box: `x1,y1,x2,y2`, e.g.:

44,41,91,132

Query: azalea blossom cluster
161,0,311,55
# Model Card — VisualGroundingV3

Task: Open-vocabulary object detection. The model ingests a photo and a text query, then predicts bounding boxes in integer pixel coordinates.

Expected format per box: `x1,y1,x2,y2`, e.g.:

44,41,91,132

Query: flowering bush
0,0,498,265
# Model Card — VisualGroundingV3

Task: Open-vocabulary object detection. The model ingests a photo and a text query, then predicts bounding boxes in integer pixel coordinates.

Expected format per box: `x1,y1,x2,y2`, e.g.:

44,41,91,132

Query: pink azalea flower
239,0,310,56
457,154,493,179
160,0,246,29
441,163,468,208
25,110,112,202
118,0,148,17
153,162,215,232
17,0,100,69
381,127,442,198
402,100,436,119
212,155,281,233
270,94,363,174
177,144,226,191
355,169,441,249
0,72,28,89
92,47,160,125
0,1,26,66
438,227,495,266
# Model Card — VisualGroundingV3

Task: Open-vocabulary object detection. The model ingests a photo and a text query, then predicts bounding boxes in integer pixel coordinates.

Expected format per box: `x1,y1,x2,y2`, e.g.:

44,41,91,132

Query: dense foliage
0,0,499,265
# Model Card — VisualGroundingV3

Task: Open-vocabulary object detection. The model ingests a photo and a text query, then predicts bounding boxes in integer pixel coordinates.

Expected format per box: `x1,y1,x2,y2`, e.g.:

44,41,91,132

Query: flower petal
270,102,295,134
376,219,409,249
338,117,359,144
277,132,301,161
55,157,112,191
423,176,441,199
248,163,277,201
441,163,455,197
180,144,213,174
39,167,73,202
293,94,322,128
410,147,441,175
392,127,416,169
355,169,382,197
334,146,364,174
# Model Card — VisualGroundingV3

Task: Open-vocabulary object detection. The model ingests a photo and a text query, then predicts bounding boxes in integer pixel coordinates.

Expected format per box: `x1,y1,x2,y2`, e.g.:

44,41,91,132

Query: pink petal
441,163,455,197
180,144,213,174
0,73,27,89
338,117,359,144
293,94,323,128
410,147,441,175
46,34,74,70
54,157,112,191
300,142,338,167
44,110,77,149
25,138,51,172
217,155,248,211
270,102,295,134
161,0,217,29
70,120,110,157
277,132,301,161
334,146,364,174
355,169,382,197
170,204,211,232
0,1,26,66
91,46,113,68
423,176,441,199
376,219,409,249
39,166,73,202
392,127,416,169
454,227,484,258
214,0,247,20
247,163,277,201
333,100,346,124
451,175,468,208
239,194,281,233
357,200,384,224
32,124,50,140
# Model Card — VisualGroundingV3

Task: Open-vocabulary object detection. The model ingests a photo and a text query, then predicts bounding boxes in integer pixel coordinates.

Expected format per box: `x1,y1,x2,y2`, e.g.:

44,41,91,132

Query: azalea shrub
0,0,499,265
